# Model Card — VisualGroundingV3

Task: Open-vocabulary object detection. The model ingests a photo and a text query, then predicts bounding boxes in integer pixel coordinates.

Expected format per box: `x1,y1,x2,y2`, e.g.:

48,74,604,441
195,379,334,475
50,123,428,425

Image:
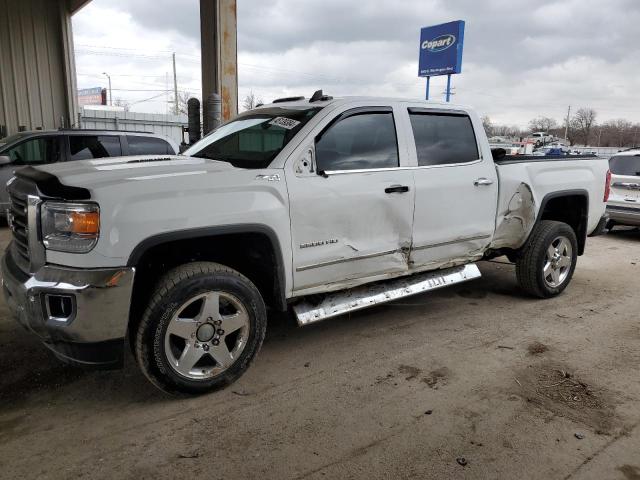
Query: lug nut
207,317,213,322
195,343,201,349
217,329,225,335
203,344,210,352
214,319,222,326
212,339,220,346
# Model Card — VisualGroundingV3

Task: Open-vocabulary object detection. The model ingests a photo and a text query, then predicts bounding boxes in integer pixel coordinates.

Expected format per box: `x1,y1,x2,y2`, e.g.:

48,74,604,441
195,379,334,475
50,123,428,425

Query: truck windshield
184,106,322,169
609,155,640,176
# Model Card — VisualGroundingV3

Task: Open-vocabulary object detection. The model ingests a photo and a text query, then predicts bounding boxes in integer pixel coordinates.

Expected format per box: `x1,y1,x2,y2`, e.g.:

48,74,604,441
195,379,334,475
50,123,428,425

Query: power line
75,49,169,60
76,43,173,54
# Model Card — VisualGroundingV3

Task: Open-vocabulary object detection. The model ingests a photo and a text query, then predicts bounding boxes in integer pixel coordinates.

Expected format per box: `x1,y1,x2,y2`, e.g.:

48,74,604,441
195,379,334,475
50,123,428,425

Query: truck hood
32,155,237,191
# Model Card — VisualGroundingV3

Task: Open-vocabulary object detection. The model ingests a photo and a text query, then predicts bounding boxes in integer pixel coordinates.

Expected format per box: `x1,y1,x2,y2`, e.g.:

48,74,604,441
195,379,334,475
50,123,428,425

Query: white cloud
73,0,640,127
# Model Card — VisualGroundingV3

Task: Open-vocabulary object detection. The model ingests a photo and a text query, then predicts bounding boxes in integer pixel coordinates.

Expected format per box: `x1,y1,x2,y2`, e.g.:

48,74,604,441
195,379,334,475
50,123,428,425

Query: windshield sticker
269,117,301,130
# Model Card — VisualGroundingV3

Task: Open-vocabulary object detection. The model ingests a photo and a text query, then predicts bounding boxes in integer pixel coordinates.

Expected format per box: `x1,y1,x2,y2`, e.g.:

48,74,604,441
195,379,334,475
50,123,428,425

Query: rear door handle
385,185,410,194
474,178,494,186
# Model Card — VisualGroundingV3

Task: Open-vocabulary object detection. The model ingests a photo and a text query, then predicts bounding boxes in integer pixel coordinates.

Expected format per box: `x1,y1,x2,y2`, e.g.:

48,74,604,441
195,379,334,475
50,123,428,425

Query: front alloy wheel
135,262,267,395
165,292,251,380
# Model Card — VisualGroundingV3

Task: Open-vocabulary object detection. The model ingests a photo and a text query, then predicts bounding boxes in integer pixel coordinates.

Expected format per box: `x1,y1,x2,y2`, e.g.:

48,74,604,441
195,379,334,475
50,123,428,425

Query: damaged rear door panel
401,106,498,270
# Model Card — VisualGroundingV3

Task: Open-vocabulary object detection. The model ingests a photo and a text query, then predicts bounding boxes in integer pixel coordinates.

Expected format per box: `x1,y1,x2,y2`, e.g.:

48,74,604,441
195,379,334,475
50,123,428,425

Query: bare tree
528,116,558,133
242,91,263,111
492,124,523,138
481,116,494,137
601,119,633,147
571,108,597,145
113,97,130,112
175,91,197,115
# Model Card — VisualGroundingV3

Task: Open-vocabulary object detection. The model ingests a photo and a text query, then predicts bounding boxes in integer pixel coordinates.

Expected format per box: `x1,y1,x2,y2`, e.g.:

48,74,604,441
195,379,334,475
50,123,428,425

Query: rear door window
5,137,61,165
609,155,640,176
69,135,122,160
127,136,173,155
409,111,479,166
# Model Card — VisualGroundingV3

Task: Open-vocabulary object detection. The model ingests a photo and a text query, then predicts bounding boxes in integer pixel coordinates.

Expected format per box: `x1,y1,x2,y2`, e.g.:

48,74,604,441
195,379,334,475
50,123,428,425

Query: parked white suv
606,148,640,229
1,93,609,394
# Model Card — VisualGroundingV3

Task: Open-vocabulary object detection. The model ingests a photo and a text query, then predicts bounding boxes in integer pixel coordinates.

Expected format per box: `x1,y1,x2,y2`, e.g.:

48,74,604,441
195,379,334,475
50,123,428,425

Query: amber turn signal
70,211,100,234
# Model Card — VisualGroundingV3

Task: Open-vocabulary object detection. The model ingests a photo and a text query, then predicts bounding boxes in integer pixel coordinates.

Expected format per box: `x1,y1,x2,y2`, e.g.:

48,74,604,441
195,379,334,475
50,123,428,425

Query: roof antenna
309,89,331,103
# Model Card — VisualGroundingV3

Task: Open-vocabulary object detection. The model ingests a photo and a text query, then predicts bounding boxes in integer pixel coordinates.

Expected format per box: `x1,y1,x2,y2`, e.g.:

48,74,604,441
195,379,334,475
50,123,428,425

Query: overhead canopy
0,0,237,138
69,0,92,14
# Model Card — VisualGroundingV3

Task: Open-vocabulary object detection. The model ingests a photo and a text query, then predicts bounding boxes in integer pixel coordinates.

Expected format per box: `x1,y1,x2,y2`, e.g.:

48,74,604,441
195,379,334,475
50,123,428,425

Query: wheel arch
126,224,288,350
534,189,589,255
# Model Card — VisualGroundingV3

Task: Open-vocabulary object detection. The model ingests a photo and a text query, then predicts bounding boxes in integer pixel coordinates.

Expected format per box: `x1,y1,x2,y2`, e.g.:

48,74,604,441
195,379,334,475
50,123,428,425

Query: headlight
41,202,100,253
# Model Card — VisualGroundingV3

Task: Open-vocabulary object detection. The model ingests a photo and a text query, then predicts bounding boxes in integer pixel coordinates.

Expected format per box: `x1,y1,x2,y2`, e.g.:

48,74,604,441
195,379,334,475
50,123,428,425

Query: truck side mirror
0,155,11,166
294,145,316,176
491,148,506,161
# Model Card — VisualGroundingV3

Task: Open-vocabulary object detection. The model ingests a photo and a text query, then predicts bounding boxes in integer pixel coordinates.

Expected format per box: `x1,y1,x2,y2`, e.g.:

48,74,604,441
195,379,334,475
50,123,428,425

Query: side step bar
293,264,481,326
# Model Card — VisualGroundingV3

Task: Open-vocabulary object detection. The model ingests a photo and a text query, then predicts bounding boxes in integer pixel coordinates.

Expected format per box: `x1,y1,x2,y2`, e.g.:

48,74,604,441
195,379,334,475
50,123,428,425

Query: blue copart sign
418,20,465,77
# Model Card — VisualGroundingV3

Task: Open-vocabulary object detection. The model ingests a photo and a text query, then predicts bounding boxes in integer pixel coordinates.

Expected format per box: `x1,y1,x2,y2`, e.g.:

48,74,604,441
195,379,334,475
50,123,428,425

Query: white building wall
79,108,188,144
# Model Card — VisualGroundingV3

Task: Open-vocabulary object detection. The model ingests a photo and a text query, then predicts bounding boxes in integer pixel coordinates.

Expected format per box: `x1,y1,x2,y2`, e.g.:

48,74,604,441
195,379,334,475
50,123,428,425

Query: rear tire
135,262,267,395
515,220,578,298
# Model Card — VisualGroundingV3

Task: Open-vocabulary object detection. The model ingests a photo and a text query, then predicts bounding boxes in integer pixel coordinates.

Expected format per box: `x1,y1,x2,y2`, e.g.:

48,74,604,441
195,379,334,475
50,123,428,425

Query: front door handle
474,178,494,186
385,185,410,194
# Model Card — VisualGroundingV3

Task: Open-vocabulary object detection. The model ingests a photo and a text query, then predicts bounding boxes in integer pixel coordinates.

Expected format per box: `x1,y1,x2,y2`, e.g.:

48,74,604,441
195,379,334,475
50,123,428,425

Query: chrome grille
8,190,30,264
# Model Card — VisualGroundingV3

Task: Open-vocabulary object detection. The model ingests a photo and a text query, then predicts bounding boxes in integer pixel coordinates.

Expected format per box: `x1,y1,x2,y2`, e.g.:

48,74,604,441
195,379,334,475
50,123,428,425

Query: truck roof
256,95,471,111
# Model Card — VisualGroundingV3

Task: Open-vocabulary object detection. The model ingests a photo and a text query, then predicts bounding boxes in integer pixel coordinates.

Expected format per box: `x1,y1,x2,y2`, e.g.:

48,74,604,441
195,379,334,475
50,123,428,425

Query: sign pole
445,74,451,102
425,76,431,100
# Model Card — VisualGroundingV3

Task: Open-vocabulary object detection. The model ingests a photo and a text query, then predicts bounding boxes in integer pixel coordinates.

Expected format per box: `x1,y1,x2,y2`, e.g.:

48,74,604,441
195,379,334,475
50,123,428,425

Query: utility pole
165,72,169,115
102,72,112,106
564,105,571,143
597,127,603,147
172,52,179,115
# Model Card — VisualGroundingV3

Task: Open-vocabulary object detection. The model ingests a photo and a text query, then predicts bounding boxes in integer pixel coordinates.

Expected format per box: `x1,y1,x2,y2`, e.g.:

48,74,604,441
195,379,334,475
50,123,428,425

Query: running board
293,264,481,326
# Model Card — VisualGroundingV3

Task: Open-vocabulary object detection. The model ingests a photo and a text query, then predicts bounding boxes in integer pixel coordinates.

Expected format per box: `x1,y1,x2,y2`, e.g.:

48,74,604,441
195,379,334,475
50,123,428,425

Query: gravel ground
1,227,639,480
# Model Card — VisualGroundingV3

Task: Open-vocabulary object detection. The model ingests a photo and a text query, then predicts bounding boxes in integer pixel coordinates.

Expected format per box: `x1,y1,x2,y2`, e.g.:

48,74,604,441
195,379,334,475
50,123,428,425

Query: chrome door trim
296,248,401,272
411,234,492,252
322,159,483,176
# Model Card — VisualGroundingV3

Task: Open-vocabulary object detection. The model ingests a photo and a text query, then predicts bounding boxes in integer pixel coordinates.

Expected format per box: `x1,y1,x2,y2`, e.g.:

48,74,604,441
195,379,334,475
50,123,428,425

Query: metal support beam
200,0,237,131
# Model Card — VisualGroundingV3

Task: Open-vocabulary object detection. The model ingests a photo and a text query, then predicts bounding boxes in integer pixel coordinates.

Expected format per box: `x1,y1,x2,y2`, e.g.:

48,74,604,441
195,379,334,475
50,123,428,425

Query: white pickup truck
1,93,610,394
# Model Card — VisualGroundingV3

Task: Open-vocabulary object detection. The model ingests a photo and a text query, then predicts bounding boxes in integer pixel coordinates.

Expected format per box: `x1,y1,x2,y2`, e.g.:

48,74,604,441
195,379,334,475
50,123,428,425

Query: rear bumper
606,205,640,226
1,249,134,368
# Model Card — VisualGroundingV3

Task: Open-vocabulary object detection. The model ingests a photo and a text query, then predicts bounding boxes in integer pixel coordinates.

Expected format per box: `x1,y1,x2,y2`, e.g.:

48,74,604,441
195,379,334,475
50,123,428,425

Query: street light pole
102,72,112,106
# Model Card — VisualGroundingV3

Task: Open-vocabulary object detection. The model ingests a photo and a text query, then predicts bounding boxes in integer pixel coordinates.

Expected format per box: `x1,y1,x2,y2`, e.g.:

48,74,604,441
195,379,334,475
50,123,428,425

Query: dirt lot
1,227,640,480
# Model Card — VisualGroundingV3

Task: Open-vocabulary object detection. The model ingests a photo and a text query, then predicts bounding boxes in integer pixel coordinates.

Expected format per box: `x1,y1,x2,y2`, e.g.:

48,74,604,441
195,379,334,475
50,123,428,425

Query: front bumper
1,249,135,368
606,205,640,227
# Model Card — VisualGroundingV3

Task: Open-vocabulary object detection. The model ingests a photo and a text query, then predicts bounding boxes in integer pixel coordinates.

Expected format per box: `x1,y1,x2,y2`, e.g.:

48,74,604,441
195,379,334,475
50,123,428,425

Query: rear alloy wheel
542,236,573,288
516,220,578,298
135,262,266,395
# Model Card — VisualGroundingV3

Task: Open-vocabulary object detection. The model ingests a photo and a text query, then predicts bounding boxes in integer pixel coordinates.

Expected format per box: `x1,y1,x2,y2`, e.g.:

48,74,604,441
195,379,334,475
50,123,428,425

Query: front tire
135,262,267,395
515,220,578,298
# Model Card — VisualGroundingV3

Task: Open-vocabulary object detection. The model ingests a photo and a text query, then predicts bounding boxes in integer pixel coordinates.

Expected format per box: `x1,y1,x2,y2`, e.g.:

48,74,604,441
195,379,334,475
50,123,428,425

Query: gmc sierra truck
1,93,610,394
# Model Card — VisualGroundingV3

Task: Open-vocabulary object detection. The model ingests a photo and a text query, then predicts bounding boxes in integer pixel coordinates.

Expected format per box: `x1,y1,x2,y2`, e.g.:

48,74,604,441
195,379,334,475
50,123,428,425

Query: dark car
0,129,179,214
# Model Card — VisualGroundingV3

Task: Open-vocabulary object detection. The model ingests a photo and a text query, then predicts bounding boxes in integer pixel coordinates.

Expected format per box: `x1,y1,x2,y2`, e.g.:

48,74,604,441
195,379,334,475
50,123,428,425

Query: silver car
606,148,640,229
0,129,179,215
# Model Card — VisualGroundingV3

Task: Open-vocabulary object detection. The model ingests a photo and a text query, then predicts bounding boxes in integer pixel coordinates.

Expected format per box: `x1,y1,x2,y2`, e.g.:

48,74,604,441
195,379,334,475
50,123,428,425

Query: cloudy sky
72,0,640,128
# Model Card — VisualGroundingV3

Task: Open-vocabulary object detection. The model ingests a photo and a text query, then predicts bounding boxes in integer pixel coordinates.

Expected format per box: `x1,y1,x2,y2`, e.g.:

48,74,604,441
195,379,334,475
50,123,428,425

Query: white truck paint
1,96,610,393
